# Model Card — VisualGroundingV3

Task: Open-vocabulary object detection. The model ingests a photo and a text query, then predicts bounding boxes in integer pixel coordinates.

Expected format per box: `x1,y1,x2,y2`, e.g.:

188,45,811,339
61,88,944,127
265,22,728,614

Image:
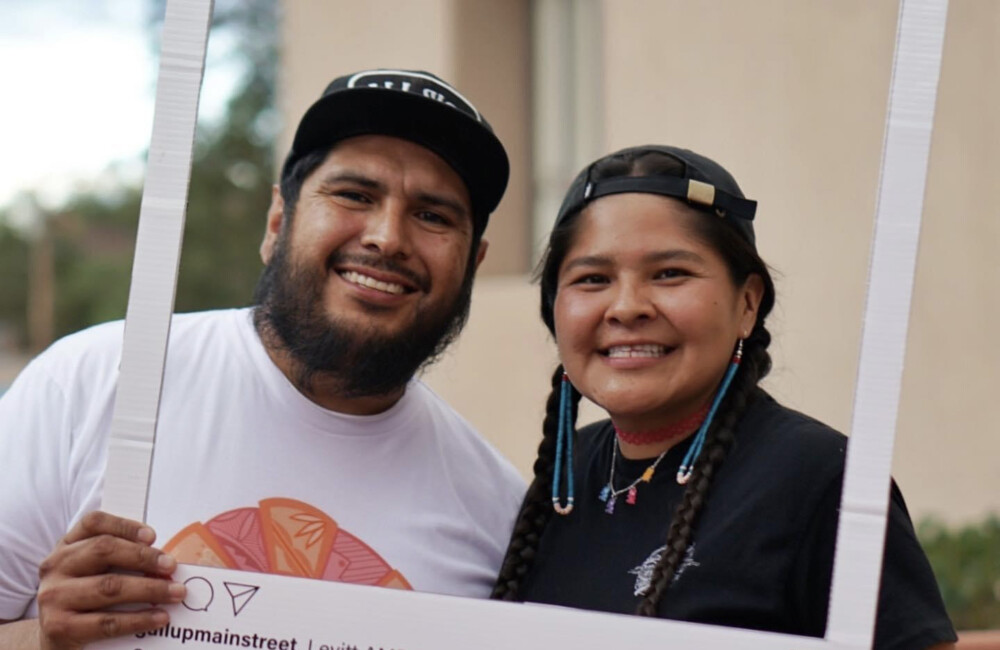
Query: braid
636,329,771,616
491,365,579,600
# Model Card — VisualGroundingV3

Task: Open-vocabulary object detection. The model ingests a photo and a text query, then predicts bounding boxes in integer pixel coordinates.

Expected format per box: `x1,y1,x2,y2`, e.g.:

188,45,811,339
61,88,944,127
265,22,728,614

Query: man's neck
261,338,406,416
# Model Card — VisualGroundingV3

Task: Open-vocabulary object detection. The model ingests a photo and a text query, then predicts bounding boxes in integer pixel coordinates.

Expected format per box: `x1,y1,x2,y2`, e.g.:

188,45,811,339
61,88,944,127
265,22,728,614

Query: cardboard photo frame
97,0,949,648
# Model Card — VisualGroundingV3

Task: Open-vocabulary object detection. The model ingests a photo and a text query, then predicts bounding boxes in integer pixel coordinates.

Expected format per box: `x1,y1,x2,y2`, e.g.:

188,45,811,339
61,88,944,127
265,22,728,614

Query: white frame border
99,1,949,648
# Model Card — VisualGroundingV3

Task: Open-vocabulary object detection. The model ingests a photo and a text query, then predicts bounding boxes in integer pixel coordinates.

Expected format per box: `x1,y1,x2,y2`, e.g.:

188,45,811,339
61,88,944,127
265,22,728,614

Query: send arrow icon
224,581,260,617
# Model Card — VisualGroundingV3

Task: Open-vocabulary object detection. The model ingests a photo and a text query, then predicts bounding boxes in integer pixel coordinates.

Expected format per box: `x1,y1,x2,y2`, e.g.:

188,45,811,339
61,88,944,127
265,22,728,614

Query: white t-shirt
0,309,525,620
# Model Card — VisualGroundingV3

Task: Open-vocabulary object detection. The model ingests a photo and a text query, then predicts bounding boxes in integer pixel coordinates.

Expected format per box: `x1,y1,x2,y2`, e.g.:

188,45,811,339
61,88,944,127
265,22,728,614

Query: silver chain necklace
597,436,670,514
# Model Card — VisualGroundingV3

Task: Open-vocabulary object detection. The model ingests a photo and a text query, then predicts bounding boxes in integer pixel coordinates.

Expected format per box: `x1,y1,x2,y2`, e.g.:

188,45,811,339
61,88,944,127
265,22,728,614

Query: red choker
613,403,711,445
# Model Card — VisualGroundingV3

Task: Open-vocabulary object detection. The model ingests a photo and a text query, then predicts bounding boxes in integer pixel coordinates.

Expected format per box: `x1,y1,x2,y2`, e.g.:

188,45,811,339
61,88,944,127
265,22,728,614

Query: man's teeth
607,344,668,358
340,271,406,295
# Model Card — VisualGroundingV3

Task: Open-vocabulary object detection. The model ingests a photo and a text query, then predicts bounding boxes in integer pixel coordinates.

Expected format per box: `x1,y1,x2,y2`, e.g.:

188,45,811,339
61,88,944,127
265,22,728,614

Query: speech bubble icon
182,576,214,612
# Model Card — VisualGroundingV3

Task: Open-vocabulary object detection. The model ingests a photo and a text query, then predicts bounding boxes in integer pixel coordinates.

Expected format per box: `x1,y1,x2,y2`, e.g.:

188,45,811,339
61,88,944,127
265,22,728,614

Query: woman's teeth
606,344,667,358
340,270,406,295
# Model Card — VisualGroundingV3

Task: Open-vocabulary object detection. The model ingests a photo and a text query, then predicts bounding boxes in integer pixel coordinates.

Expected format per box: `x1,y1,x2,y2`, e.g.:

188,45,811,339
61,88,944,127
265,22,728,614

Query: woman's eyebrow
644,249,706,265
561,255,612,274
563,250,705,274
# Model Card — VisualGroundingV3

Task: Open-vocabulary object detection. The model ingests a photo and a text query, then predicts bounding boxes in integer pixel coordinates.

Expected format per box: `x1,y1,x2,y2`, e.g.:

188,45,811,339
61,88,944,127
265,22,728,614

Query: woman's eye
655,268,689,280
573,273,608,285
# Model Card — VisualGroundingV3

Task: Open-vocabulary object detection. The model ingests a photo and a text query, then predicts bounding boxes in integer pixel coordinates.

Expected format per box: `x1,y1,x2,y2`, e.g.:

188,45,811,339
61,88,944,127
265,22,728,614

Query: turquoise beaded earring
552,372,575,515
676,338,744,485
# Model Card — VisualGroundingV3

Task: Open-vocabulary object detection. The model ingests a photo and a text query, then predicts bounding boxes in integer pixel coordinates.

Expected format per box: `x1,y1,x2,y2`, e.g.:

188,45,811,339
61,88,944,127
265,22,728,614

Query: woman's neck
612,402,711,460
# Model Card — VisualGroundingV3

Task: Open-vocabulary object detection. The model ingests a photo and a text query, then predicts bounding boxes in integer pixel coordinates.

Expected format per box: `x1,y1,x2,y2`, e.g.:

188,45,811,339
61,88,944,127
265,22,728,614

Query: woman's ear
739,273,765,336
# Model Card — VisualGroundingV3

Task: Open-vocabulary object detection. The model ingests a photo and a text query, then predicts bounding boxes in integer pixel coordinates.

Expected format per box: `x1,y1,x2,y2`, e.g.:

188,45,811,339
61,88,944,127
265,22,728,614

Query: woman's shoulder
739,390,848,456
722,390,848,496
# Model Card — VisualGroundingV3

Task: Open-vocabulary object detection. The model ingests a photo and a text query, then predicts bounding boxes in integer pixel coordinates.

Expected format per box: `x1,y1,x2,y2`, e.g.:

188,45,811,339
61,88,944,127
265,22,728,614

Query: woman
492,145,956,649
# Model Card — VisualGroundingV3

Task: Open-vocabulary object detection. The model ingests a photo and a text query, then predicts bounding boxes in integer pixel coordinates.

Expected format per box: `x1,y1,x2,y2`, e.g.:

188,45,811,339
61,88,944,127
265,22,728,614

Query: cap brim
290,88,509,219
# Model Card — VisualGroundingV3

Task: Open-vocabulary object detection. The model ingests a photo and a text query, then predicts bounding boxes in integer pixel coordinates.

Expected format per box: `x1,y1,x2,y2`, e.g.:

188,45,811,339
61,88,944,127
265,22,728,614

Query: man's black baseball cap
555,144,757,247
283,69,510,237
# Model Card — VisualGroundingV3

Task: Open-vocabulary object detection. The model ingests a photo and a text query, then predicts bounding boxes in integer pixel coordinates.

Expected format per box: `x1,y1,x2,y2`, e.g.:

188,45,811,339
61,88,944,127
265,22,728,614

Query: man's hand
34,511,185,650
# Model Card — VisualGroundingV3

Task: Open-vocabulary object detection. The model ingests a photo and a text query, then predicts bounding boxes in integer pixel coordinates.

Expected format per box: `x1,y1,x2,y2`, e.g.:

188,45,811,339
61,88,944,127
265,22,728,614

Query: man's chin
320,309,416,342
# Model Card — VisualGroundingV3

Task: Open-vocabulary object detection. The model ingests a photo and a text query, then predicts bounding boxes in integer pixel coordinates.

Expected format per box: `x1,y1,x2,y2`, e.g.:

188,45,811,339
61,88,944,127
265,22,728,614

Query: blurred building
278,1,999,525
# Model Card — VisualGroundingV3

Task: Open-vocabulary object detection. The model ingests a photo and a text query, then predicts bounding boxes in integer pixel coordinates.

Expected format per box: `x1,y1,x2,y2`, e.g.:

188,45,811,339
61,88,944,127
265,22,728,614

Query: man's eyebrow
315,173,469,219
414,191,470,220
317,172,385,191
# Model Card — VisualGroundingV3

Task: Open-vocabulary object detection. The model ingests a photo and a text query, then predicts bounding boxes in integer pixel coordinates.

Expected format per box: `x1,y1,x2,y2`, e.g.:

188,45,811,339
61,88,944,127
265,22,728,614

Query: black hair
491,149,776,615
278,148,329,223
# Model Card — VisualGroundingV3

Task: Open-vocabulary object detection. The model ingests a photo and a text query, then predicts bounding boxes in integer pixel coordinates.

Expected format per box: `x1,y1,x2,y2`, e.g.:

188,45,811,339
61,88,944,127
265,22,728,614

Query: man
0,69,525,649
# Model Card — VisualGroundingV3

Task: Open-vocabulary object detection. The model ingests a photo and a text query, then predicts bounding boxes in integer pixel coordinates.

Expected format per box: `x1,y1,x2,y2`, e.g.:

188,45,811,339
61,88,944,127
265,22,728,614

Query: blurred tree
150,0,279,313
918,516,1000,630
51,190,141,337
0,217,31,348
0,0,280,351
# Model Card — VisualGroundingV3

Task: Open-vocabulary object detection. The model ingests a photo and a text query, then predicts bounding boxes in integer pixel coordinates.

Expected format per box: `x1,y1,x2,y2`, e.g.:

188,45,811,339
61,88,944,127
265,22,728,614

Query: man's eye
334,190,370,203
416,211,449,226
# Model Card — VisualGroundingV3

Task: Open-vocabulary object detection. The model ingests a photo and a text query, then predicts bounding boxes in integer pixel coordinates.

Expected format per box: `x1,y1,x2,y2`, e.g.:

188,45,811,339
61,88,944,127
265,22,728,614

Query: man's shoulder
28,308,251,382
170,307,251,328
27,319,127,383
407,380,524,487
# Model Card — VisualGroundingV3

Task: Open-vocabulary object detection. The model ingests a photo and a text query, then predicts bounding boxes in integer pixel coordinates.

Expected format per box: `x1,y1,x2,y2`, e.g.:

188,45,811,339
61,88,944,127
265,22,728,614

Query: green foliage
0,219,30,347
51,191,141,336
157,0,278,314
917,515,1000,630
0,0,279,351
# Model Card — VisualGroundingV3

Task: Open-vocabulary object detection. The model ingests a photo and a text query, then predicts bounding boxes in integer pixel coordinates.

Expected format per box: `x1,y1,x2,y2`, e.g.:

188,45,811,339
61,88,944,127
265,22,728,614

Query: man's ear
473,238,489,271
260,184,285,264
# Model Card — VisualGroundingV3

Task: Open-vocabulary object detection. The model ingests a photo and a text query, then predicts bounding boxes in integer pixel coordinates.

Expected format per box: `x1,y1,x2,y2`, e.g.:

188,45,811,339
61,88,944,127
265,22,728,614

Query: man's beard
253,232,475,399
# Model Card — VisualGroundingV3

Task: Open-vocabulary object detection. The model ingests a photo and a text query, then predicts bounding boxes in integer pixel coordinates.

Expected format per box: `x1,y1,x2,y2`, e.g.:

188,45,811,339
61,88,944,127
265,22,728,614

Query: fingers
42,533,176,579
34,510,184,649
62,511,155,547
38,572,185,614
40,607,171,648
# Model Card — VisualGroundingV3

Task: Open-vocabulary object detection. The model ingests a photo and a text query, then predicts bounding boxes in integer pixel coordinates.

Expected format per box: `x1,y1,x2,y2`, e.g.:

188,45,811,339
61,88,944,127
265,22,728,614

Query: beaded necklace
599,339,745,511
598,437,671,514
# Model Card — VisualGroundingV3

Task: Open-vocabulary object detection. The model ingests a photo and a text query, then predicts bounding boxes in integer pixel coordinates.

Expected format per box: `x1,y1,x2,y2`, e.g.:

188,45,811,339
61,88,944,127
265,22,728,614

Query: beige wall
281,1,999,525
894,0,1000,522
278,0,532,275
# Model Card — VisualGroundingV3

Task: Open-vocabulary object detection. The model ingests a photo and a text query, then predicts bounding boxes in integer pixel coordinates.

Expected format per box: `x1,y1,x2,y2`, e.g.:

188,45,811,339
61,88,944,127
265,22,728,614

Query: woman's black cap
555,145,756,247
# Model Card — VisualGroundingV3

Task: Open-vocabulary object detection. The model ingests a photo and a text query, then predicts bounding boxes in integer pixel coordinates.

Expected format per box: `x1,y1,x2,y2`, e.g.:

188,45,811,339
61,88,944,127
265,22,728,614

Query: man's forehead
313,135,472,204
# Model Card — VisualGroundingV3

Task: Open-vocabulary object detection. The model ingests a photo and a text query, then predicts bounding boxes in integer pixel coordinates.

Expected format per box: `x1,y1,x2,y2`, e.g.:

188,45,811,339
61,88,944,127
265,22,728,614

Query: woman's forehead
567,194,707,254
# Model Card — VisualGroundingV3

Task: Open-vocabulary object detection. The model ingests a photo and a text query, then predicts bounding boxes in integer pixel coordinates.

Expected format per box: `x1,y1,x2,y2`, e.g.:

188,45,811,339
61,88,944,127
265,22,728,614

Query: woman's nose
606,280,655,325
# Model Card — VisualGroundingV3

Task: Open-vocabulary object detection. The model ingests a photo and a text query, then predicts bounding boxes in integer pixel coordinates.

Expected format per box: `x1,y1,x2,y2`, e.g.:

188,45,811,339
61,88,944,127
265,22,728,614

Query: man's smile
338,269,411,295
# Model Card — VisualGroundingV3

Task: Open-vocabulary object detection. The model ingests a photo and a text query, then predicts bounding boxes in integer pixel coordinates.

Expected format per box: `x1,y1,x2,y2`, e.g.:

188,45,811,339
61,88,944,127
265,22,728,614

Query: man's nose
359,202,411,259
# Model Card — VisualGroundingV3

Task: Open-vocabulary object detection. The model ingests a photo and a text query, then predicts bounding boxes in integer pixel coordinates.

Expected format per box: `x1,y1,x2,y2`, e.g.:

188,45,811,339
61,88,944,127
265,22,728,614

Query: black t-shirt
520,391,956,650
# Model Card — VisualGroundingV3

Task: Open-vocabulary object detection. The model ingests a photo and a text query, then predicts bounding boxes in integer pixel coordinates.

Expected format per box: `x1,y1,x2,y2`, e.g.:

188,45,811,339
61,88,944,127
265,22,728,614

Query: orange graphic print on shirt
162,498,412,590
